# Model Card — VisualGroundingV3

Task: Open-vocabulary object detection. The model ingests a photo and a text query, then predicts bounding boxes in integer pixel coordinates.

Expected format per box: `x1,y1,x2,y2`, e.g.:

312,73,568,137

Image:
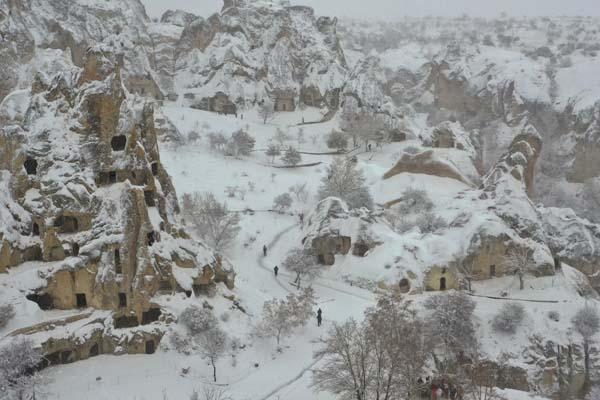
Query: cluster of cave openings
110,135,127,151
24,157,37,175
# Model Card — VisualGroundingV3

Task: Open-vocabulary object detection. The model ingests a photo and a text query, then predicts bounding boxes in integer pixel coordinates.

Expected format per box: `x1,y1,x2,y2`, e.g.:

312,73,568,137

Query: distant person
317,308,322,327
263,245,267,257
274,265,279,277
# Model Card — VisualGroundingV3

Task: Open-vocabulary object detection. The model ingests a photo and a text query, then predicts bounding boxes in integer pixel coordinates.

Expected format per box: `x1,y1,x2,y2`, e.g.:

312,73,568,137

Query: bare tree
313,294,426,400
255,288,315,347
458,260,476,292
572,305,600,392
199,327,228,382
265,144,281,163
415,212,447,234
0,338,46,400
180,305,218,335
273,193,293,213
503,247,535,290
282,248,320,288
396,188,433,214
199,387,233,400
0,304,15,328
424,291,477,369
288,182,309,202
463,350,508,400
259,98,274,124
207,132,228,152
340,108,385,151
326,130,349,151
318,157,373,209
313,319,371,400
492,302,526,334
273,128,290,146
225,129,255,157
296,128,306,145
281,146,302,166
181,192,241,252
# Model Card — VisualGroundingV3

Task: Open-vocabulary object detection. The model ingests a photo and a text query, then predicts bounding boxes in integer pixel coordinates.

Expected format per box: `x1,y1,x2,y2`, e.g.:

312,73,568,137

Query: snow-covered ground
18,105,591,400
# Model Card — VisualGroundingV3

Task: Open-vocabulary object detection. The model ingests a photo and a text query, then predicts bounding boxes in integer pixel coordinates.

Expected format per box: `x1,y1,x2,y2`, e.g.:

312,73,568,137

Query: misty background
141,0,600,20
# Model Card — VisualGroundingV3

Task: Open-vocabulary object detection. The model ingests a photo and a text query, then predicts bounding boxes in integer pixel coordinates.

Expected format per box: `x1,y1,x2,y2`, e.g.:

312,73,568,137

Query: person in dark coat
263,245,267,257
317,308,322,327
274,265,279,276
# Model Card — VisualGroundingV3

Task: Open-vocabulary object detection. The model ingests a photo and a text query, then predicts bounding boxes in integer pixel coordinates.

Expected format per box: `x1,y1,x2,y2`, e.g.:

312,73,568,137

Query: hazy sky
141,0,600,20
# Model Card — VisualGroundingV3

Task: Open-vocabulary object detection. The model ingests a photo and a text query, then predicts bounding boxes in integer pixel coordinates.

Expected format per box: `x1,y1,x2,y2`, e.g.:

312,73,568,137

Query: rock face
568,102,600,183
0,48,234,336
383,149,475,187
0,0,163,102
174,0,347,113
539,206,600,290
301,198,375,265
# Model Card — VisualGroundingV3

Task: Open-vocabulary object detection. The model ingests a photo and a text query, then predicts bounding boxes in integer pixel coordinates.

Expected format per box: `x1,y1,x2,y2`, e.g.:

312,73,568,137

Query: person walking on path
273,265,279,277
263,245,267,257
317,308,322,327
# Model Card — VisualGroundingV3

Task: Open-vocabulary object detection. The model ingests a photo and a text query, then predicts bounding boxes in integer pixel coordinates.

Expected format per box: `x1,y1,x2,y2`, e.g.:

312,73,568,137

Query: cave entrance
60,350,73,364
490,264,496,277
110,135,127,151
72,242,79,256
89,343,99,358
147,231,156,246
398,278,410,293
114,315,139,329
118,293,127,308
141,308,161,325
55,215,79,233
115,249,122,274
26,293,54,310
145,340,155,354
144,191,155,207
32,222,40,236
439,277,447,291
554,257,561,270
24,157,38,175
151,162,159,176
109,171,117,184
76,293,87,308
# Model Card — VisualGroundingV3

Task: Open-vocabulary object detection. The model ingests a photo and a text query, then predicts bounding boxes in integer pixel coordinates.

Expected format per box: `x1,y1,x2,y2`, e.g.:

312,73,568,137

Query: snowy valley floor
20,106,591,400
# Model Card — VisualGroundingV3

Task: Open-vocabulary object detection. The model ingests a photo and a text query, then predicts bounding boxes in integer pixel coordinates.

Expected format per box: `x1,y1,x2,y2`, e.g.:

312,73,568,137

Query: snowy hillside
1,1,600,400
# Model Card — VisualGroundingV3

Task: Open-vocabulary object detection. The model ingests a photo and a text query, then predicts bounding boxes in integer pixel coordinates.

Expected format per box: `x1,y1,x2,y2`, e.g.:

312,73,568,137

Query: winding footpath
256,224,373,301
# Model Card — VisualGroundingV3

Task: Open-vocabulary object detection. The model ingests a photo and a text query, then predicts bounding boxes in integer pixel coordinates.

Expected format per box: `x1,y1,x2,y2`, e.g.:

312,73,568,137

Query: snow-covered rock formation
0,46,234,362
